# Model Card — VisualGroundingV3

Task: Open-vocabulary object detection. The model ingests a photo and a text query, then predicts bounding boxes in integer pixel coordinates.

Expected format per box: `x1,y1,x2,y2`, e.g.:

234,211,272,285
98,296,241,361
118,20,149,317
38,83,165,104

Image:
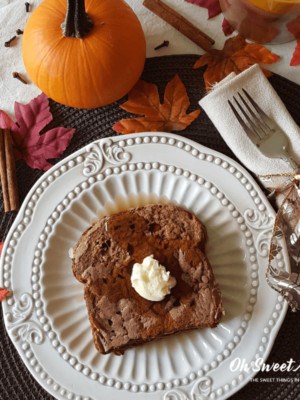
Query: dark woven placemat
1,55,300,400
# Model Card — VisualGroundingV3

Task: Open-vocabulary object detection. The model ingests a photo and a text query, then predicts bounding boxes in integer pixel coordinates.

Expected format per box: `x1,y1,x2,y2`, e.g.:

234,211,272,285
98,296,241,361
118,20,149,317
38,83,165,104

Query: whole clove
12,72,28,85
154,40,169,50
4,36,17,47
16,29,23,35
25,2,30,12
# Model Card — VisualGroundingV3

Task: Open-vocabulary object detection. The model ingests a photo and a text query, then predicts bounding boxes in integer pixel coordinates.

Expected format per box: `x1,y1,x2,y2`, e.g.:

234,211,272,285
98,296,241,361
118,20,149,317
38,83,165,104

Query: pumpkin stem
62,0,93,38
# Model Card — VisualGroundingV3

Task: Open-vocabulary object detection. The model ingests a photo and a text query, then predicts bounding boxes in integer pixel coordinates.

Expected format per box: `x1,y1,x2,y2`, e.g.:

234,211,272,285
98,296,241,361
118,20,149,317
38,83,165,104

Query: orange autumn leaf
112,74,200,134
194,35,280,91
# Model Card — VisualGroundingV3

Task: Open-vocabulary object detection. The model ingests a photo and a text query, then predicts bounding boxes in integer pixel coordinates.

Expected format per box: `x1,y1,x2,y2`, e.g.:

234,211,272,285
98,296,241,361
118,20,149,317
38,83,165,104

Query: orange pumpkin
22,0,146,108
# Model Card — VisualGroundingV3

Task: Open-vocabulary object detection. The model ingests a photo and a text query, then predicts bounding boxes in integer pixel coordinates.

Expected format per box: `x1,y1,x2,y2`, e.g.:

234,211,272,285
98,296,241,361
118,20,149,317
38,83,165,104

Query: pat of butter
131,255,177,301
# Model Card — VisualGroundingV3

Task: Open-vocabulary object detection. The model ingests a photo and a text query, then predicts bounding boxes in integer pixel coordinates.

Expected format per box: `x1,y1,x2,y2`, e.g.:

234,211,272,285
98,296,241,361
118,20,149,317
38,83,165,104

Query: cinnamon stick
0,130,10,212
0,129,19,212
143,0,215,52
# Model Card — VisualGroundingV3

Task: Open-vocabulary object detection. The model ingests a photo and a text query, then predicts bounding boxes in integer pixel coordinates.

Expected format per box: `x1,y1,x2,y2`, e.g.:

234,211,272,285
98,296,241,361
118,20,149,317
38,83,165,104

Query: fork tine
242,89,268,118
228,99,259,143
242,89,274,132
237,92,270,138
228,89,296,169
233,95,262,140
228,99,246,129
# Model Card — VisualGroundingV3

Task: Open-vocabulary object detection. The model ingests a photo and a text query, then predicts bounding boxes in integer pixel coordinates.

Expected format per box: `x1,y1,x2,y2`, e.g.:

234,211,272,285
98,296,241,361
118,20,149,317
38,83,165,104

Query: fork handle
280,148,299,170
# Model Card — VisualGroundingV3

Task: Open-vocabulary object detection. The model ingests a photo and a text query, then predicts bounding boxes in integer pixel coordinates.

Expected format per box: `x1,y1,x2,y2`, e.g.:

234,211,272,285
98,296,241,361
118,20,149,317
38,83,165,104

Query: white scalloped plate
1,132,289,400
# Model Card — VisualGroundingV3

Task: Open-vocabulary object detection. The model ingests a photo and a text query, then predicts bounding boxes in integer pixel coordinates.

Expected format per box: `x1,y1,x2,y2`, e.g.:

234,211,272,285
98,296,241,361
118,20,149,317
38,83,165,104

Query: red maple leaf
0,94,75,171
185,0,221,19
288,16,300,66
0,241,10,302
0,243,10,301
0,288,10,301
0,111,14,129
290,40,300,66
288,15,300,39
222,18,234,36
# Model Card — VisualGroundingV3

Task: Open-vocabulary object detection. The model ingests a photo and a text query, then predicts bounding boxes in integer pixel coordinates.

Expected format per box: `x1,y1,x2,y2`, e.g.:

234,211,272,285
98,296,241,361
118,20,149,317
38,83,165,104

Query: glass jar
220,0,300,44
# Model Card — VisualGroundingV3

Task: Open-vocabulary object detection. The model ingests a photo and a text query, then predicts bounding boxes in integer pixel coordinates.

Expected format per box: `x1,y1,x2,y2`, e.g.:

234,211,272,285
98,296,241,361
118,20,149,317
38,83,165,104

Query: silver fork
228,89,298,170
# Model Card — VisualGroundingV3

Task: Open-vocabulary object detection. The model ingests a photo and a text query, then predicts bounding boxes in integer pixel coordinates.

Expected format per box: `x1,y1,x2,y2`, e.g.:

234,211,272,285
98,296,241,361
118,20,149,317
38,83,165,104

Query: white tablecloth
0,0,299,115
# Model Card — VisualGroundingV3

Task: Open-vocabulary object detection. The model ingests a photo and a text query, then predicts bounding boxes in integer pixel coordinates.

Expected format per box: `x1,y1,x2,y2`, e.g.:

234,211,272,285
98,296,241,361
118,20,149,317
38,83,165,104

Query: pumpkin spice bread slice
72,204,223,355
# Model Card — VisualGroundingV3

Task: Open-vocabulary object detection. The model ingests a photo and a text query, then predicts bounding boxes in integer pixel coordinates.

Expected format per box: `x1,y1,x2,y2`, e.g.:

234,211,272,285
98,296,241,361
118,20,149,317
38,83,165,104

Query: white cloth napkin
199,64,300,176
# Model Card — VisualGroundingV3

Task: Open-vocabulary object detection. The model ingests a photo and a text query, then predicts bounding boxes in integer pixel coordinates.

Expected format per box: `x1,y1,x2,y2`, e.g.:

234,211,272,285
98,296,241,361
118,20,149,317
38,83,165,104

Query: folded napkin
199,64,300,176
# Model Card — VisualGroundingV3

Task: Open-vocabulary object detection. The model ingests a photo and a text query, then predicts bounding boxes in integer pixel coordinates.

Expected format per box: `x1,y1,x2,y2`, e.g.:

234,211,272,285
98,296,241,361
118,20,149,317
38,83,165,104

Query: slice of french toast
72,204,223,355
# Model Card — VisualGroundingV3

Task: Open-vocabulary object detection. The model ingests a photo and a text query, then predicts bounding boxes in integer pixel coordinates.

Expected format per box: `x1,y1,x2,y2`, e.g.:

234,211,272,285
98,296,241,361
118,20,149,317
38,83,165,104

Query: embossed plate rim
0,132,289,400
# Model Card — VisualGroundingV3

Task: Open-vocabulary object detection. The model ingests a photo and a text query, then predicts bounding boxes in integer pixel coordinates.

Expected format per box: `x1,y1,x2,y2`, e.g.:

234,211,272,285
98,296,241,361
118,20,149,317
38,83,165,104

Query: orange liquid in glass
220,0,300,44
